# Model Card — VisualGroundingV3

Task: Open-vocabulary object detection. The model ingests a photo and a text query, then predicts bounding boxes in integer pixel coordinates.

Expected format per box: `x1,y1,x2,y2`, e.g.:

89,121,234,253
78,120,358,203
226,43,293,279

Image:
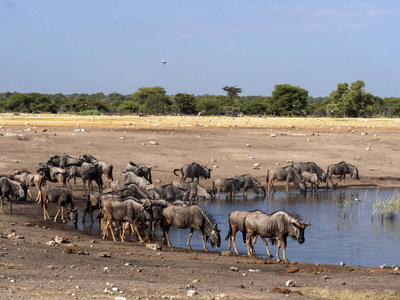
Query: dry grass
302,287,400,300
1,113,400,130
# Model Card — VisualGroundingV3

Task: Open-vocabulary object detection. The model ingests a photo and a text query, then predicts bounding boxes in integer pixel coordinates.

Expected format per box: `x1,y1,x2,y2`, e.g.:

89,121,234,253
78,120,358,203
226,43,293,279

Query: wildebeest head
297,180,307,192
206,224,221,248
290,219,311,244
351,166,360,180
202,165,212,179
67,207,78,228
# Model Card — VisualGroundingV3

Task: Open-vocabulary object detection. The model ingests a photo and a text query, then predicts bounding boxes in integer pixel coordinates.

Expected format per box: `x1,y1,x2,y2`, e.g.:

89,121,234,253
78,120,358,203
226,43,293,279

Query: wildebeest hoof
277,258,281,263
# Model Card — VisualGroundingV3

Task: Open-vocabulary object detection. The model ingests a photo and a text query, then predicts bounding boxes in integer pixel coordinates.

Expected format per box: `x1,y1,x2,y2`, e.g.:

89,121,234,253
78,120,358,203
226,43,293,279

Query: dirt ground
0,115,400,299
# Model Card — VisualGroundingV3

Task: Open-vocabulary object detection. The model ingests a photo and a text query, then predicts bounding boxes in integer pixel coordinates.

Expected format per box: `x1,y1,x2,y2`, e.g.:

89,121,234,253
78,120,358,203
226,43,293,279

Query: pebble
186,290,198,297
286,280,296,287
230,266,239,272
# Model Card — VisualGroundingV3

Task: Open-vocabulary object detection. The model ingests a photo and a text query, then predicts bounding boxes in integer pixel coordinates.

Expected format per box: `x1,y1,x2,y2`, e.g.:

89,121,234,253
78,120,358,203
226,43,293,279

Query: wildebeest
0,176,27,214
171,180,212,202
213,178,244,199
67,162,103,195
301,171,320,191
243,210,310,262
101,199,152,242
266,166,306,193
326,161,360,188
81,154,114,187
82,192,102,225
125,162,152,184
146,184,188,202
161,205,221,251
124,171,150,189
40,185,78,227
13,170,46,201
227,174,266,197
173,162,212,184
225,210,264,255
48,154,82,169
37,164,68,186
110,180,148,199
292,162,327,183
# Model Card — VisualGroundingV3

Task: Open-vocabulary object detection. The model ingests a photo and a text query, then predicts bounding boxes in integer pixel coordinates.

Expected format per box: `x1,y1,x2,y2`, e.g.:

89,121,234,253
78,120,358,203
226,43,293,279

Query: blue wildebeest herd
0,155,360,262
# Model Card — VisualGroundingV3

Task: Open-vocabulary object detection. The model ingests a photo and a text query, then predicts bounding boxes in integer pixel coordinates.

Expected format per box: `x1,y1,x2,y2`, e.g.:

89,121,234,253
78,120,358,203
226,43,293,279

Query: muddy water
79,188,400,268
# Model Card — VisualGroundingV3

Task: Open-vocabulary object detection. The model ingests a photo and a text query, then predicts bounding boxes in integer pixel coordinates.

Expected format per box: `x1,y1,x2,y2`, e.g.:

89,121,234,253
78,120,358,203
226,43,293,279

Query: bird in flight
162,60,167,65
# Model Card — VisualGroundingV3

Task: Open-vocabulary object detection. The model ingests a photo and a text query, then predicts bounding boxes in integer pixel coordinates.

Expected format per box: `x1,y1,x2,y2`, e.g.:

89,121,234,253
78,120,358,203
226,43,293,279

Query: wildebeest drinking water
48,154,82,169
161,205,221,251
266,166,306,193
226,174,266,197
326,161,360,188
0,176,27,214
40,185,78,227
173,162,212,184
243,210,310,262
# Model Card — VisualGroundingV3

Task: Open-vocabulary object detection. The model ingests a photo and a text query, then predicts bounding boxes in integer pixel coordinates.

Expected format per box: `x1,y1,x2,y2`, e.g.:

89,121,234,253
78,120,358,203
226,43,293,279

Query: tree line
1,80,399,117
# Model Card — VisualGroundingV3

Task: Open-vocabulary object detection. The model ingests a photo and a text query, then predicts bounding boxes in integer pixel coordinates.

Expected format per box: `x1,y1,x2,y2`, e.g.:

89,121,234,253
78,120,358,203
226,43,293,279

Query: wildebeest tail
225,213,233,240
266,169,269,185
148,168,152,184
109,165,114,181
160,213,166,230
173,168,182,177
242,219,247,244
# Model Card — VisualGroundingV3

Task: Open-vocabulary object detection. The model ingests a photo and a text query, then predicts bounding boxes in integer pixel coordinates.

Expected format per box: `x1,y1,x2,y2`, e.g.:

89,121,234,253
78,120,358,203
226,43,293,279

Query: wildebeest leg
245,232,254,256
197,229,209,251
285,181,290,193
162,223,172,247
251,235,258,255
35,189,41,202
26,188,33,201
131,222,144,242
276,239,282,262
105,219,117,241
1,196,4,214
54,208,61,222
187,228,194,250
260,237,273,258
281,237,289,262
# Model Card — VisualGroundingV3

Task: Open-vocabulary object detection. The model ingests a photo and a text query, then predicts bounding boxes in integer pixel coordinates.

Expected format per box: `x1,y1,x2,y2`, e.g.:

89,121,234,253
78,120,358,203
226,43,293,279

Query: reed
371,190,400,221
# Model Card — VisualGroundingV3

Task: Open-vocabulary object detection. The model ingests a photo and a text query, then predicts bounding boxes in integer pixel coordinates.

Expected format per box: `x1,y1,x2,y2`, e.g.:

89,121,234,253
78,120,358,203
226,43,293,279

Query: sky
1,1,399,98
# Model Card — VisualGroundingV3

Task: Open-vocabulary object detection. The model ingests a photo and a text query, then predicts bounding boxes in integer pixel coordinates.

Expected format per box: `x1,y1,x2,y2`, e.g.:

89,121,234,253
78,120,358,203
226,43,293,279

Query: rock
237,284,245,288
7,232,16,238
252,163,260,169
146,243,162,251
270,134,276,137
99,252,112,258
46,241,57,246
221,250,232,256
186,290,198,297
149,141,159,145
54,236,63,244
230,266,239,272
120,137,125,140
286,280,295,287
286,267,300,273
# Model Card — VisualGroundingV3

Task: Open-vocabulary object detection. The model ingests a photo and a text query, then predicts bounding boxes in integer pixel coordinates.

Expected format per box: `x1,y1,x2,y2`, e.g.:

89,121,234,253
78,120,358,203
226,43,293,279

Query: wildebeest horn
73,206,79,211
306,219,311,226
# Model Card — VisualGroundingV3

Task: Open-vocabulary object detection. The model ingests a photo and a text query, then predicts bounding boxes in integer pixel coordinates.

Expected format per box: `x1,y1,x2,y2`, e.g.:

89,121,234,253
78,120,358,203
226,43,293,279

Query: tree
133,86,167,105
222,85,242,99
327,80,376,117
270,84,308,116
140,94,171,114
196,95,220,115
172,93,197,114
